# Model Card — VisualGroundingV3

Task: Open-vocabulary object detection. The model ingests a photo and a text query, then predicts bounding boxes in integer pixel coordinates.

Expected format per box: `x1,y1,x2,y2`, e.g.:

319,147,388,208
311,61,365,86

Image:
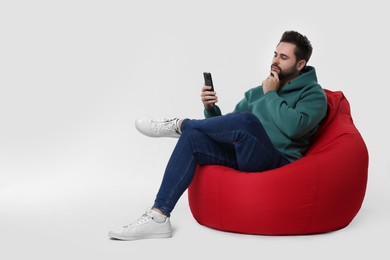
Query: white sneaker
108,210,172,241
135,117,181,138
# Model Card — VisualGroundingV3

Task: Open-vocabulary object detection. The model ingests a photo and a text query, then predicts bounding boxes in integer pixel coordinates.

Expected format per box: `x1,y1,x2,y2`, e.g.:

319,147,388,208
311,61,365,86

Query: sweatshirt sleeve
264,87,327,138
204,105,222,118
204,88,252,118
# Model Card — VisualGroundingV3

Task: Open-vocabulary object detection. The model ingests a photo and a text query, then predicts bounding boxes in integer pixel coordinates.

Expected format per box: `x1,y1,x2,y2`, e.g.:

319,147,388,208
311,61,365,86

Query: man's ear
297,60,306,71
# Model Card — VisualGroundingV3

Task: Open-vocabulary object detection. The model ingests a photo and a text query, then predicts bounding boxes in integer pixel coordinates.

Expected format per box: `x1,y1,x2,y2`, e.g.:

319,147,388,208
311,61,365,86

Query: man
108,31,327,241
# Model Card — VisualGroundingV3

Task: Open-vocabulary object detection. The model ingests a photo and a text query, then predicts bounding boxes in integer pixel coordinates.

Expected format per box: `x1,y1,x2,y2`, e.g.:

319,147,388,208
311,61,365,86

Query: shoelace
151,118,178,133
124,212,154,228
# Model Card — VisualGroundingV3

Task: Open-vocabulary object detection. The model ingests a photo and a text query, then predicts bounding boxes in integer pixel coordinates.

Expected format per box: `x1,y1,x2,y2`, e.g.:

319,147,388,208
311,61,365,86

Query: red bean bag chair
188,89,369,235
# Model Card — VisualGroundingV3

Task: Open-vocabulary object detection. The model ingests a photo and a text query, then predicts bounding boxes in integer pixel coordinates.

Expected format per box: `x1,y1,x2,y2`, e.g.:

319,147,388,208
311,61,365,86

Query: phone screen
203,72,214,91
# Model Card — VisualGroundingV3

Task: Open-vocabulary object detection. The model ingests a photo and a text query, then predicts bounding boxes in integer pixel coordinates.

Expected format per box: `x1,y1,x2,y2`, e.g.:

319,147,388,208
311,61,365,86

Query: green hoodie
204,66,327,161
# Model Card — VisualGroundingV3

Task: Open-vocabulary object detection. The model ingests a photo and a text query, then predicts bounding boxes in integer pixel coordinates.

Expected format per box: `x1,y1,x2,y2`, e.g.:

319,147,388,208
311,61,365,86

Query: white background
1,0,389,259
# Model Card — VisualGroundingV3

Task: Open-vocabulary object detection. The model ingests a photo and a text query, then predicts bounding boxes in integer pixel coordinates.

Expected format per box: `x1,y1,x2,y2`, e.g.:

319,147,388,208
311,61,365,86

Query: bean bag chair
188,89,369,235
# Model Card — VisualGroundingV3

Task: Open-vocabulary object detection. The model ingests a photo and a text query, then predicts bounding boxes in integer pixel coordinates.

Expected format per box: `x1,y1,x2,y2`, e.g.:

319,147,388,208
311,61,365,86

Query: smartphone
203,72,214,91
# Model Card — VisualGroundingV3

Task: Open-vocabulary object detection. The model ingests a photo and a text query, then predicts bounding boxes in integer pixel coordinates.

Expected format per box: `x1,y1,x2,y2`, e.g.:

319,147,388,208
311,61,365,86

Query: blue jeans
153,112,290,216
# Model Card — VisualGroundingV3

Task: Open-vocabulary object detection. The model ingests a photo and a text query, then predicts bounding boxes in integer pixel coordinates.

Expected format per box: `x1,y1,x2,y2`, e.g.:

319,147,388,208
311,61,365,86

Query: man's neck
279,71,301,88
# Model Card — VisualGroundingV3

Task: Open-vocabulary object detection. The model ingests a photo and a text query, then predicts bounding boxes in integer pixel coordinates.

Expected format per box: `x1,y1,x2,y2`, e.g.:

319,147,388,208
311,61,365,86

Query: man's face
271,42,300,80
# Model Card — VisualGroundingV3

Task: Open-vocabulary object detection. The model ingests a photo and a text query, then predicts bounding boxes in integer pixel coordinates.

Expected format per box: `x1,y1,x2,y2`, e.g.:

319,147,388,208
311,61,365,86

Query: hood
280,66,318,92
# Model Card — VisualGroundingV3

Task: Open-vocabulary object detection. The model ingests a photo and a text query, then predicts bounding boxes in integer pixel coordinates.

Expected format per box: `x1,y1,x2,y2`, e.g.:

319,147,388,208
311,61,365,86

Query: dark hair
280,31,313,64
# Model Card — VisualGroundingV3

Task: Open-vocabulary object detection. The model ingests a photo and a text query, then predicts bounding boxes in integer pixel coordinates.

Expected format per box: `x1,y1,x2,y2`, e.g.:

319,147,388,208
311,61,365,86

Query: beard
271,63,299,80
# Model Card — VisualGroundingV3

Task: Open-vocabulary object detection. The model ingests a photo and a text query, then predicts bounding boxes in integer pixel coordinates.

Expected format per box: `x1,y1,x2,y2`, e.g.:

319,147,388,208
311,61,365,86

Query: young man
108,31,327,241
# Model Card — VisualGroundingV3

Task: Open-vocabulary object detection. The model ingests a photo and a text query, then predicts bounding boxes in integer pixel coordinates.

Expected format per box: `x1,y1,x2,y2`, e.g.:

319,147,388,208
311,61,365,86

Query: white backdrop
1,0,389,259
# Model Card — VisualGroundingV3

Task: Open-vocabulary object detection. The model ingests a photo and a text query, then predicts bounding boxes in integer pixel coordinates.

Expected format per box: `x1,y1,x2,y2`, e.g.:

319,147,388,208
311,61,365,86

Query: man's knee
232,112,260,128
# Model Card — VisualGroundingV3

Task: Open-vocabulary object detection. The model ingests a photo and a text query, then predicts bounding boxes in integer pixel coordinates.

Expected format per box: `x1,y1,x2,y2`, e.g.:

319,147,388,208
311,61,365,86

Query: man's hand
201,84,218,109
262,71,280,94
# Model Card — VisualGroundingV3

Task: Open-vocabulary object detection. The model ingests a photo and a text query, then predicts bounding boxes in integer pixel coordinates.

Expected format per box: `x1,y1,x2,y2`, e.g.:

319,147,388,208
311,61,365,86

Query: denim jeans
153,112,290,216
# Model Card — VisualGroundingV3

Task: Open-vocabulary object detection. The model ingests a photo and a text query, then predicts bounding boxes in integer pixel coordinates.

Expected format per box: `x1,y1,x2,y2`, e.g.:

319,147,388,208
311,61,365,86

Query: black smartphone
203,72,214,91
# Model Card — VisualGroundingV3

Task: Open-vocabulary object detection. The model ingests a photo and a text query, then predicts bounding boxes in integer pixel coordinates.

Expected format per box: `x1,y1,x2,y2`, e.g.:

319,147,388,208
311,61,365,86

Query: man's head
271,31,313,81
279,31,312,64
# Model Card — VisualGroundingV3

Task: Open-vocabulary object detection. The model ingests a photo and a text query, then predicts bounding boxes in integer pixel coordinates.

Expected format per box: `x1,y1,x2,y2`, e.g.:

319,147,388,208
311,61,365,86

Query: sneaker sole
108,231,172,241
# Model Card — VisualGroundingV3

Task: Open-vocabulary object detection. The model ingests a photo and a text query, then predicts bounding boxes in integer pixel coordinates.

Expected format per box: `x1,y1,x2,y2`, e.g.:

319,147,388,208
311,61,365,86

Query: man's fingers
270,71,279,80
202,95,218,101
202,85,213,91
201,84,218,108
201,91,216,98
204,100,217,104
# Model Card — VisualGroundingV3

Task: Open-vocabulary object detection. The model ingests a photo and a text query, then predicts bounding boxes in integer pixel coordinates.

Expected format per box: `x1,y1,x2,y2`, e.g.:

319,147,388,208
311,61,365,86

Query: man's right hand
201,84,218,109
262,71,280,94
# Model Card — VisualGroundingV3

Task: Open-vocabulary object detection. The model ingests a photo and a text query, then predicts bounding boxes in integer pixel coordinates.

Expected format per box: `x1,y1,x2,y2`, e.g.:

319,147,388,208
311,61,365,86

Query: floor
1,162,389,260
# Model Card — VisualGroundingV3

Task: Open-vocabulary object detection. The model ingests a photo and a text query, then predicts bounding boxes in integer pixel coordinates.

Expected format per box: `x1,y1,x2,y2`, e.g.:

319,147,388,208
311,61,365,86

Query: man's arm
264,87,327,138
